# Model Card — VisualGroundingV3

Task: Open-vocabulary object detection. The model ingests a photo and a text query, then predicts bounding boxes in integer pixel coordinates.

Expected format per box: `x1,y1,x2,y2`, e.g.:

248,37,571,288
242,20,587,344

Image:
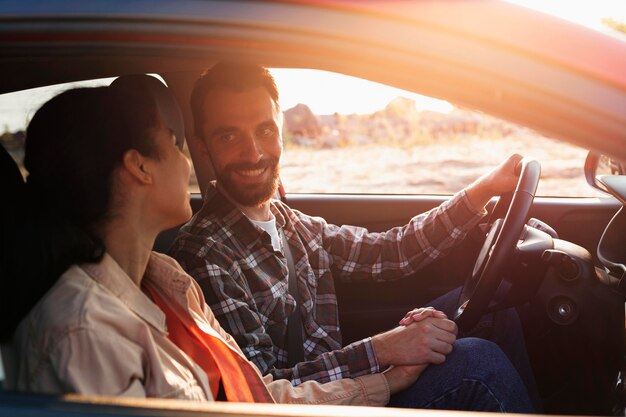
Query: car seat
110,74,186,151
0,145,24,200
110,74,188,253
0,145,24,390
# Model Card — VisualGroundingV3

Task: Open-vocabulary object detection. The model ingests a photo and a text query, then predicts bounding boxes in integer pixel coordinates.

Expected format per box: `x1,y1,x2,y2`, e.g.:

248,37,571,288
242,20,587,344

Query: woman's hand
398,307,447,326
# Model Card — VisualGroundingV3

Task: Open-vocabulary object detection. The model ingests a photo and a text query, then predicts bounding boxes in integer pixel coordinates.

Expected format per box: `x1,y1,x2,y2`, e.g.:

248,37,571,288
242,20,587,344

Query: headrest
0,145,24,202
0,145,26,344
110,75,185,150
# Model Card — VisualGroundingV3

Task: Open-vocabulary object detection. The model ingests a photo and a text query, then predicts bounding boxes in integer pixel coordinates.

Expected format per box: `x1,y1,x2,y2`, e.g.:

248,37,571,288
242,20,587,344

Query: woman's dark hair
25,85,161,241
0,83,160,342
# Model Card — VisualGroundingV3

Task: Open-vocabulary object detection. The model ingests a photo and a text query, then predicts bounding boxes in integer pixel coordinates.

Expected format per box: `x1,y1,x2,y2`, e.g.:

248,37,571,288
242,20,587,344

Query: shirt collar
203,182,286,246
81,253,167,333
270,202,286,228
144,252,194,295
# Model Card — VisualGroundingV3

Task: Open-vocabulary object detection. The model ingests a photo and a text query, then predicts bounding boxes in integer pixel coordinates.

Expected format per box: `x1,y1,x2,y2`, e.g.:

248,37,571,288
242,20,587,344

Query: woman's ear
122,149,152,185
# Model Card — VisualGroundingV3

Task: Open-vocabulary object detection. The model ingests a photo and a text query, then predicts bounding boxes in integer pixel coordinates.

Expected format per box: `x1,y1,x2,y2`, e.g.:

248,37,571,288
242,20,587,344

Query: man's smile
236,167,267,178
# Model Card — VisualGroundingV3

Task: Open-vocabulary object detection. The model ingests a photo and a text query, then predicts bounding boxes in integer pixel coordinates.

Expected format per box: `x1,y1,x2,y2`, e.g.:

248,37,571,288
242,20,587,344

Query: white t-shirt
249,215,282,252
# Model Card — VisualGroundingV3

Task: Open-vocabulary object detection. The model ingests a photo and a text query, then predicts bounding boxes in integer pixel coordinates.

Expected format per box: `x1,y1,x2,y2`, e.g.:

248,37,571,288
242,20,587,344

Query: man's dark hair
190,62,279,138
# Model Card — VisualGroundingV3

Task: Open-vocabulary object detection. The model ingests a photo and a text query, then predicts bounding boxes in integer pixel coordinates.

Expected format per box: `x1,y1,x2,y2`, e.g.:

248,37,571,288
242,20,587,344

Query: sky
270,69,454,115
1,1,624,133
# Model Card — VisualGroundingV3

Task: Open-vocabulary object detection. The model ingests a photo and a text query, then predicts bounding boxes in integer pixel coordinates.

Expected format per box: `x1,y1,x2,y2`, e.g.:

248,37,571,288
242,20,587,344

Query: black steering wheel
454,158,541,332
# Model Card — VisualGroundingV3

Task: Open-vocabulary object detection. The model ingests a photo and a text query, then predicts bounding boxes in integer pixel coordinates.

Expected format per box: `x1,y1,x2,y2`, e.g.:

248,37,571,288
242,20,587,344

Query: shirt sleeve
49,327,147,397
264,371,390,406
171,236,380,384
198,289,390,407
319,190,486,283
196,282,390,406
272,337,379,385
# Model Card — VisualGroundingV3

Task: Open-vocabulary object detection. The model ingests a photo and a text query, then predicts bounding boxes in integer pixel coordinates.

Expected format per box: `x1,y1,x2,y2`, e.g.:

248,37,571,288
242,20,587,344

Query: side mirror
584,151,626,194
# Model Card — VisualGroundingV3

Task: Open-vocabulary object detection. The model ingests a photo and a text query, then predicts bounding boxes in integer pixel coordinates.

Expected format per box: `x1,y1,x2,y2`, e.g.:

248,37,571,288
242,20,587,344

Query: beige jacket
12,252,389,405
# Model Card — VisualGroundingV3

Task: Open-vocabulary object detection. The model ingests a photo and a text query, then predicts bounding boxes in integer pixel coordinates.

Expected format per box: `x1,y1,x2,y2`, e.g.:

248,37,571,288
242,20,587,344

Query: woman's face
148,120,193,230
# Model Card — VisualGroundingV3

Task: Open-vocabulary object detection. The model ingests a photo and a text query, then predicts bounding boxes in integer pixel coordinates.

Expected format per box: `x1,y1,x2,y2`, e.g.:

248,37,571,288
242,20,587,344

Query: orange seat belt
144,284,274,403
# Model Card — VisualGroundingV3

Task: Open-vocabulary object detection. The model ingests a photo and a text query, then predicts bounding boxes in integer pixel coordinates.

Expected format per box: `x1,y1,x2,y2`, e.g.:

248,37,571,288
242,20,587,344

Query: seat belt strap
281,230,305,368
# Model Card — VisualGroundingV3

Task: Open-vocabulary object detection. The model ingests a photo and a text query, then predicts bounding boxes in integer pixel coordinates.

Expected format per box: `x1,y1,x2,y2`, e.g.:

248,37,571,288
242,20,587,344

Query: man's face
199,87,282,207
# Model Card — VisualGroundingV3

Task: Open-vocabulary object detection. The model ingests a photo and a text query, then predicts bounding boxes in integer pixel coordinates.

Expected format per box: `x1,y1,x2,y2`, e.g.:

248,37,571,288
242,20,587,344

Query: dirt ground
279,134,601,197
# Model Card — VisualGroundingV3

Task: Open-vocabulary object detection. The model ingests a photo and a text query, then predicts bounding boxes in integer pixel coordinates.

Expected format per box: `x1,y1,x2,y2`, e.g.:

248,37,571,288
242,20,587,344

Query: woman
9,78,532,411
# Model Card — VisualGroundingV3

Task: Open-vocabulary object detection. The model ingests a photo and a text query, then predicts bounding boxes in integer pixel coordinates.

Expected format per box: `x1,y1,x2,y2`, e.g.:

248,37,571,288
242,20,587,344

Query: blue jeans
388,338,533,412
389,287,539,412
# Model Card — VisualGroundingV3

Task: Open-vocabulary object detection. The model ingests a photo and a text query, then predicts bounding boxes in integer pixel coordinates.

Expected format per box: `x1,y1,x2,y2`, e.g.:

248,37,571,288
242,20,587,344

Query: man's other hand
372,316,458,368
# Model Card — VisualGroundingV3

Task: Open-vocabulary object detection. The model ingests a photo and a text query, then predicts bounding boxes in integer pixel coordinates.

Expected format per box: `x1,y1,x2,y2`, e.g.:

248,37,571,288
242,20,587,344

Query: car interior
1,2,626,416
1,69,625,416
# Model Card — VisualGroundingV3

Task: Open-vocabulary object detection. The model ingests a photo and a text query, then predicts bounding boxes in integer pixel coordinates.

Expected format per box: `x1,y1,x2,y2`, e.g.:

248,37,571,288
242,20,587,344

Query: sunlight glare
505,0,626,33
270,68,453,115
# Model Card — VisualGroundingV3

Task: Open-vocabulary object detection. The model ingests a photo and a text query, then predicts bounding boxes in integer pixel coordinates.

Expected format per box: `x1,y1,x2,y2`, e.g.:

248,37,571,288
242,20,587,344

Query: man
170,62,535,410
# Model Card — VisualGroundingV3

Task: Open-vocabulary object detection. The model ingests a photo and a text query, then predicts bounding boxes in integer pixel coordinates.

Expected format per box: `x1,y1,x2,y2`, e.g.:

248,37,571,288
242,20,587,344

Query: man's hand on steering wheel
454,156,541,332
465,154,523,211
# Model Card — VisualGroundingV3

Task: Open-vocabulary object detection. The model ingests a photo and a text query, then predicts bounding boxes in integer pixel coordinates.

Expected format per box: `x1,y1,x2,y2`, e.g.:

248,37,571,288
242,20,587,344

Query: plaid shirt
170,183,485,386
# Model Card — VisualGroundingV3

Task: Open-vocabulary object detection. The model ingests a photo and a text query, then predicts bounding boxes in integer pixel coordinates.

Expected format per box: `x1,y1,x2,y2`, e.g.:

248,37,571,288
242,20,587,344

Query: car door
286,193,620,344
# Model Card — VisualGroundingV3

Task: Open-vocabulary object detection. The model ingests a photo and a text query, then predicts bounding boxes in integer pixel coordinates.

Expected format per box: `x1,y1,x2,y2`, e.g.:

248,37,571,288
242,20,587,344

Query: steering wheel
454,158,541,332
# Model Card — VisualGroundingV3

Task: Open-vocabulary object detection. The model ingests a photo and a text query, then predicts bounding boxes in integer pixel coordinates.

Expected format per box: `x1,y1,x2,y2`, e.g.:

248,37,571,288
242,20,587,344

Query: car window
272,69,604,198
0,78,114,179
0,71,604,198
0,76,199,191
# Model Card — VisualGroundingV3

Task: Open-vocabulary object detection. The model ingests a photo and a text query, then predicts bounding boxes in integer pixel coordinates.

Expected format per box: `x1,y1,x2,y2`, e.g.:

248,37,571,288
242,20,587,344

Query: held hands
375,307,457,394
372,309,458,368
398,306,447,326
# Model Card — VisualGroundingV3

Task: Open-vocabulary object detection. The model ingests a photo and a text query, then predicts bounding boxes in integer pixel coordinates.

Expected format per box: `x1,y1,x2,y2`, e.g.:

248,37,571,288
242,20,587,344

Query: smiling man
200,85,282,214
170,62,536,411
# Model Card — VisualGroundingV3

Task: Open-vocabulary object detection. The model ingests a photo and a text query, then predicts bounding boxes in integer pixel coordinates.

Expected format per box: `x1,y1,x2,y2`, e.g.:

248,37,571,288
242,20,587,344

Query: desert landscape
278,98,598,197
1,96,601,198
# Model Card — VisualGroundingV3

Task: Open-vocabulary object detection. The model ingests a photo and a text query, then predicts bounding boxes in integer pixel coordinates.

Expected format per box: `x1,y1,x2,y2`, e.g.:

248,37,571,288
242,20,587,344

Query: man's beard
216,157,280,207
